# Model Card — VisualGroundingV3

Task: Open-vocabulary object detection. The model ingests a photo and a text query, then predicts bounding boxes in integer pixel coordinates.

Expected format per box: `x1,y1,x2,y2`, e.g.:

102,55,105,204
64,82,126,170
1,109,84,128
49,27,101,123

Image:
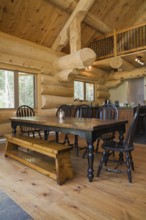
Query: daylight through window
74,81,94,101
0,69,36,109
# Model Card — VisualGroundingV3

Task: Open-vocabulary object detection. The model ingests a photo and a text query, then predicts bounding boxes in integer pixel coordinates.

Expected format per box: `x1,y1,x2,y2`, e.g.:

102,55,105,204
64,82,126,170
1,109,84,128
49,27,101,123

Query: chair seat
102,142,134,152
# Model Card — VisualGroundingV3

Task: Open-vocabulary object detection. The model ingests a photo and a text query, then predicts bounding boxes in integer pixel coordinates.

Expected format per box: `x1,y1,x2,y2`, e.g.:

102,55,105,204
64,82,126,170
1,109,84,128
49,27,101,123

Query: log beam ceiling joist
49,0,111,34
52,0,96,52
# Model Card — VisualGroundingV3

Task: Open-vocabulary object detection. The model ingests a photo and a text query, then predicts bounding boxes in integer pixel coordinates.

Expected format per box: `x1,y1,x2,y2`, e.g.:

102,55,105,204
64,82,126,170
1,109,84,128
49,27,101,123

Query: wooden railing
89,22,146,60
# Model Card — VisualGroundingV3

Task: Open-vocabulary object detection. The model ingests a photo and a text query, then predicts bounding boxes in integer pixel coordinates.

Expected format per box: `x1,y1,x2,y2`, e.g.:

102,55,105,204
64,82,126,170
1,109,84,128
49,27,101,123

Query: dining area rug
0,190,33,220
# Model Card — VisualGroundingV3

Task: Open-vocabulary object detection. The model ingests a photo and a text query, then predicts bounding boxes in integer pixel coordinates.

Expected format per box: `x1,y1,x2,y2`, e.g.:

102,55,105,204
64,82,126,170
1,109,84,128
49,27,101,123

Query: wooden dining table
9,116,128,182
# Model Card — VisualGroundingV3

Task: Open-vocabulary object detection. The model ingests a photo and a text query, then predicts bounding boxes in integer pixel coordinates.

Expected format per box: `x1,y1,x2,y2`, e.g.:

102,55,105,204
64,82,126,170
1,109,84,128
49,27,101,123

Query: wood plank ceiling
0,0,146,72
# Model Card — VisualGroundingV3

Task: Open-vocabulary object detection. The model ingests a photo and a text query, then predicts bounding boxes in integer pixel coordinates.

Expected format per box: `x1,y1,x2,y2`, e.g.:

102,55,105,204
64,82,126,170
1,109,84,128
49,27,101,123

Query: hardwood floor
0,135,146,220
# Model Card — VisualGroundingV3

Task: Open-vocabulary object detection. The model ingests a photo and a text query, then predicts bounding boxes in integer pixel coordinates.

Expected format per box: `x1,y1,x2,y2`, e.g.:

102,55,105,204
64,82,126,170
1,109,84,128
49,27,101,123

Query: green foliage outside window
0,69,36,109
74,80,94,101
19,74,34,107
0,70,14,108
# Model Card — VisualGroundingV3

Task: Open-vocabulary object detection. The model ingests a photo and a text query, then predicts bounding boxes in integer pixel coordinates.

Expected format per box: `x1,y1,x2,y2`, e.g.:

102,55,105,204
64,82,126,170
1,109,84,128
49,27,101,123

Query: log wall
41,75,74,109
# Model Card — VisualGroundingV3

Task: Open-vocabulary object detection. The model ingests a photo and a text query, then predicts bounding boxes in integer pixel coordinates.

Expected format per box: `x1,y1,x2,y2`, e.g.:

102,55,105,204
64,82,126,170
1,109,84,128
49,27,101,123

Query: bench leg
5,141,19,156
55,152,74,185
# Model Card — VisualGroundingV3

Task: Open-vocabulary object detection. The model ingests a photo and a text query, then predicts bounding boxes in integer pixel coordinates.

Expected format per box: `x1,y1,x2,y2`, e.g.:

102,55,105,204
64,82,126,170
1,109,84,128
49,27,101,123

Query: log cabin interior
0,0,146,219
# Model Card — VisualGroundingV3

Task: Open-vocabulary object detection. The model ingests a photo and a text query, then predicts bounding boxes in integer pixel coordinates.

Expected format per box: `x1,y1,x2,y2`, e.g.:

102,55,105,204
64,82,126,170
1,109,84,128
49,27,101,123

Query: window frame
74,80,95,102
0,69,37,110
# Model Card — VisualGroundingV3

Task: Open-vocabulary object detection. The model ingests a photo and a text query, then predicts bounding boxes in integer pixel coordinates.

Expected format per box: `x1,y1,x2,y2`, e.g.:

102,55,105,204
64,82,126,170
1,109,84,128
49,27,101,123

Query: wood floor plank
0,136,146,220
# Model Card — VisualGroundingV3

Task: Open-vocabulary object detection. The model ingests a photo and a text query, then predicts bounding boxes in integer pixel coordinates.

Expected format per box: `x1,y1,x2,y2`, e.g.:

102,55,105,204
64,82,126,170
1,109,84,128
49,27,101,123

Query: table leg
87,143,94,182
44,130,49,140
12,125,16,134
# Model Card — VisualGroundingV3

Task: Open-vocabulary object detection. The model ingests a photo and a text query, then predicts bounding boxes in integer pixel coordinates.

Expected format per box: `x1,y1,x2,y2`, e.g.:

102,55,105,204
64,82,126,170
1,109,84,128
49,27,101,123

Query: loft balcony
89,22,146,60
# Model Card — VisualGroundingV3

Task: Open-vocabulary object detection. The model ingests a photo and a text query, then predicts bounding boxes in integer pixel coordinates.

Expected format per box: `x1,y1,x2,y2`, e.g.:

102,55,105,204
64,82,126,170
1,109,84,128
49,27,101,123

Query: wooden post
52,0,95,51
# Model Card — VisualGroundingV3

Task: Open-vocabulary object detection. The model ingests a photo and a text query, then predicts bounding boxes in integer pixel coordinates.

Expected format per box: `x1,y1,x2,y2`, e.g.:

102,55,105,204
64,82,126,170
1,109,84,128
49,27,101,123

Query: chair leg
80,140,91,158
129,151,134,170
82,146,88,158
38,131,42,139
125,152,132,183
95,138,100,153
64,134,71,145
32,131,35,138
74,135,79,156
97,151,107,177
55,132,59,143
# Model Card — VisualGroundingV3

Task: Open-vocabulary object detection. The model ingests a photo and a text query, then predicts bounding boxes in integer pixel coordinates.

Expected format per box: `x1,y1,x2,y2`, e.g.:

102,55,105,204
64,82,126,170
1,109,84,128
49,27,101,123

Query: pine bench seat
5,134,74,185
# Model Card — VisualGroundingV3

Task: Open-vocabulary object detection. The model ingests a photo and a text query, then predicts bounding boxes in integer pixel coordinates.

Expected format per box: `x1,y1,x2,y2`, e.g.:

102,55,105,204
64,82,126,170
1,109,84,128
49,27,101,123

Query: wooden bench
5,134,74,185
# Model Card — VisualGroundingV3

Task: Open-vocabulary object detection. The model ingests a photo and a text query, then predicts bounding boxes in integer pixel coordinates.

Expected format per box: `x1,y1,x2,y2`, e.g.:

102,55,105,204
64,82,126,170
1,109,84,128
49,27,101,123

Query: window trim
74,80,95,102
0,69,37,109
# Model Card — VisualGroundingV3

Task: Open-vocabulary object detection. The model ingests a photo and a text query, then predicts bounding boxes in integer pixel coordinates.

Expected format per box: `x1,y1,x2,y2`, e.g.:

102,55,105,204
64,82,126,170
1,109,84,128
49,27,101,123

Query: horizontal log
0,110,16,124
96,84,108,91
108,67,146,80
0,31,63,63
93,56,134,72
0,53,51,73
42,95,73,109
96,91,110,99
41,74,73,87
0,32,95,75
105,80,122,88
55,69,76,81
0,62,40,74
78,68,107,81
0,123,12,137
37,109,56,117
93,58,114,70
110,57,134,71
41,85,73,97
54,48,96,70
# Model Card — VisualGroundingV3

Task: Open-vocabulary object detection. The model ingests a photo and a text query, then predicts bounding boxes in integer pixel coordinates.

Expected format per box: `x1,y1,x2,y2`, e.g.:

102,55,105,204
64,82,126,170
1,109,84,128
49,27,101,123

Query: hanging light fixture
135,56,144,66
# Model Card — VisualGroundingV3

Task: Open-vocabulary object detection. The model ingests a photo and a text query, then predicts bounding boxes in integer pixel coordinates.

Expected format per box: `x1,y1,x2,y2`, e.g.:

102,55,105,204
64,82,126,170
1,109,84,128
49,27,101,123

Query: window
74,81,84,100
0,69,36,109
86,82,94,101
18,73,35,107
74,81,94,101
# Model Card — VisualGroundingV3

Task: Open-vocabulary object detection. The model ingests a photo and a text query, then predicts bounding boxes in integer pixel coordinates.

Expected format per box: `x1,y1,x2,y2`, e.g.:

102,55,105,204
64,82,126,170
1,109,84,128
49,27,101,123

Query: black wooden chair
97,106,140,183
73,104,91,156
55,105,72,145
95,103,118,154
16,105,42,138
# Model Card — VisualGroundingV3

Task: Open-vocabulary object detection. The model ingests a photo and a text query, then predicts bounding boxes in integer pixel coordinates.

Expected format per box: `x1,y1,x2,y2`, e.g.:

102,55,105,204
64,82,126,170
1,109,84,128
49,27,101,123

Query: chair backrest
124,106,140,148
96,103,118,120
16,105,35,117
56,105,71,117
16,105,35,133
74,104,91,118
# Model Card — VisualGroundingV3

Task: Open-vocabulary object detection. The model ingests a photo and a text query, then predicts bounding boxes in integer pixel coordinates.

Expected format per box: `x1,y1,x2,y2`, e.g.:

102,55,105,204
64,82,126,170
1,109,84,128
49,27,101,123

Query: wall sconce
135,56,144,66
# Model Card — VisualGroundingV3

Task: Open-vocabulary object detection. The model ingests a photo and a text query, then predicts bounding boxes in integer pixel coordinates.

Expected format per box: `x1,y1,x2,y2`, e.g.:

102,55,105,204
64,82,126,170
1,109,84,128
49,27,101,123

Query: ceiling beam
52,0,95,51
93,56,134,72
49,0,111,34
69,17,81,53
108,67,146,81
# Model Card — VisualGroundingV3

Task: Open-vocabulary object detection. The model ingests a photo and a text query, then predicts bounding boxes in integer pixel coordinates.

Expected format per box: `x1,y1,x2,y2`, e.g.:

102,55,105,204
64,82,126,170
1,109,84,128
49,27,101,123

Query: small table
9,116,128,182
